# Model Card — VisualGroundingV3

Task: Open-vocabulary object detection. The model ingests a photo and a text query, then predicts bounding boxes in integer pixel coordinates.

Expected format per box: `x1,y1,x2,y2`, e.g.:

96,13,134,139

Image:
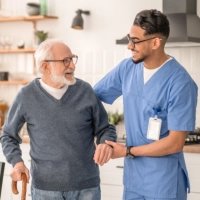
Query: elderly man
1,38,116,200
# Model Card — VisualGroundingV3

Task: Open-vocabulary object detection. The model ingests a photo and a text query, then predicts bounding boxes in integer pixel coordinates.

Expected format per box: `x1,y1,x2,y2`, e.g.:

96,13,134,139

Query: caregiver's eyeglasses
44,55,78,67
127,34,162,48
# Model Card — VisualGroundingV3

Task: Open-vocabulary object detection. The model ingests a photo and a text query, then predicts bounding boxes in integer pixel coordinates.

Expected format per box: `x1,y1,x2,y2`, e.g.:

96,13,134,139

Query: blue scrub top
94,57,198,198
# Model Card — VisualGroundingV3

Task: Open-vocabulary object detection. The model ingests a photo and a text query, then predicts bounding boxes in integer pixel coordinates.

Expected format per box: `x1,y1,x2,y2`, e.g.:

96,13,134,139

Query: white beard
50,66,76,86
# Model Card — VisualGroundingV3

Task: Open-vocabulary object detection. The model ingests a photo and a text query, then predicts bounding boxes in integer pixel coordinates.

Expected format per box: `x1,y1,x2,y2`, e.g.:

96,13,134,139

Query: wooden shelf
0,81,29,85
0,49,35,53
0,15,57,86
0,15,58,22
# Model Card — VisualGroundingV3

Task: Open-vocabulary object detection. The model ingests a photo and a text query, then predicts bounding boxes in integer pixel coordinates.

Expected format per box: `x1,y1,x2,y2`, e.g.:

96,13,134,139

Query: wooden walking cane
12,173,27,200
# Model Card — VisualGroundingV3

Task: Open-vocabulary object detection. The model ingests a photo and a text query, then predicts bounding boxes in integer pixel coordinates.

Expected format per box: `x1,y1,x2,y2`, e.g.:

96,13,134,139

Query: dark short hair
133,9,170,39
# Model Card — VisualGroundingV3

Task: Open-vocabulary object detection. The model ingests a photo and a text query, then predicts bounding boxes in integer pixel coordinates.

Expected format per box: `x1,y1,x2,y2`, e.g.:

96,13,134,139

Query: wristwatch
126,146,134,158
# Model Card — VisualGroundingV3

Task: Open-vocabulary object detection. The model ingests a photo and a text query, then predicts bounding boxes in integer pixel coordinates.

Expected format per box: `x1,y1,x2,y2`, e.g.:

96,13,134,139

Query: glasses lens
127,34,130,42
63,58,70,67
72,56,78,65
63,56,78,67
72,55,78,65
127,34,134,47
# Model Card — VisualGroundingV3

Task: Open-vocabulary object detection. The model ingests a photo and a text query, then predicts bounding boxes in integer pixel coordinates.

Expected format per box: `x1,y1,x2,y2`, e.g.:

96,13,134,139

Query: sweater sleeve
0,91,25,167
92,94,117,144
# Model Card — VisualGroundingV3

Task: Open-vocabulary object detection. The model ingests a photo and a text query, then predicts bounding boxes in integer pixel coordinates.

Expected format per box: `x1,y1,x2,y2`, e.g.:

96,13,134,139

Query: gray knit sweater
1,78,116,191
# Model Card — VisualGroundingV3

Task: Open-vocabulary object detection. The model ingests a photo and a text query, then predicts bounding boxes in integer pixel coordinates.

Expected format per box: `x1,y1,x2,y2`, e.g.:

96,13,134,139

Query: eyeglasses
44,55,78,67
127,34,162,48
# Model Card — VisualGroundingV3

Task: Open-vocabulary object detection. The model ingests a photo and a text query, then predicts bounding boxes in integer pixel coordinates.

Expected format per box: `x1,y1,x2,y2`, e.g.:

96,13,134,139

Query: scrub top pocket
143,100,168,139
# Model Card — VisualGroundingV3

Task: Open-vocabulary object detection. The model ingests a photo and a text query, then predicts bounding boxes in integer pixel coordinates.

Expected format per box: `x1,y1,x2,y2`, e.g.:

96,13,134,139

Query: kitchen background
0,0,200,127
1,1,200,200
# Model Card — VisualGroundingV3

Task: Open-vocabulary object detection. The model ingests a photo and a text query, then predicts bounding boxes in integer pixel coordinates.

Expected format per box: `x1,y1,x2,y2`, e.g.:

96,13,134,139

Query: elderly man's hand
10,162,30,183
93,143,113,166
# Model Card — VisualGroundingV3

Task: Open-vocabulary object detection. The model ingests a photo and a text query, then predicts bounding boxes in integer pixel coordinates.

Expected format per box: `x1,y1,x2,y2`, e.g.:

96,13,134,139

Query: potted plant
34,30,48,44
107,111,125,139
107,111,124,125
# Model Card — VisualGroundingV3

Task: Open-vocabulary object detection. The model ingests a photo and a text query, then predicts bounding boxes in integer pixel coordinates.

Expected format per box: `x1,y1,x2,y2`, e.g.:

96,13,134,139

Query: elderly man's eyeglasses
127,34,162,48
44,55,78,67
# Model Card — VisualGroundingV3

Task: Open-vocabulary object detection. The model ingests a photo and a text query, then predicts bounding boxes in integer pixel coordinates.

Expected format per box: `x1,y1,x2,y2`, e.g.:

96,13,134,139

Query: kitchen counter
183,144,200,153
117,138,200,153
15,136,200,154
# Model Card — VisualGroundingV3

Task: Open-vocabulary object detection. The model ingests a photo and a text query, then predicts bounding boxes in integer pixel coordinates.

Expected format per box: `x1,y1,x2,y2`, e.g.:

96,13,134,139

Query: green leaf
107,111,124,125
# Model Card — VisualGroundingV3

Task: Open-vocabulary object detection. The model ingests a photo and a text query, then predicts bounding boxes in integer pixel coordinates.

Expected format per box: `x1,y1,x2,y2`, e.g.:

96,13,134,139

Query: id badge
147,117,162,140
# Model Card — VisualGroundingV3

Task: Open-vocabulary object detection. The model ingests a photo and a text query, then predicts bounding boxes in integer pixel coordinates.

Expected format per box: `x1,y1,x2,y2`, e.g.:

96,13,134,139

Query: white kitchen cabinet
1,175,13,200
187,193,200,200
99,153,200,200
0,143,31,200
99,158,124,200
101,185,123,200
2,147,199,200
0,147,12,200
184,153,200,200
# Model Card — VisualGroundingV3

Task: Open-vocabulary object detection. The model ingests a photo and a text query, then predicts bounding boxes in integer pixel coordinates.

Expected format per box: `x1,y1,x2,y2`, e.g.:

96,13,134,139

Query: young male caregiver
93,9,198,200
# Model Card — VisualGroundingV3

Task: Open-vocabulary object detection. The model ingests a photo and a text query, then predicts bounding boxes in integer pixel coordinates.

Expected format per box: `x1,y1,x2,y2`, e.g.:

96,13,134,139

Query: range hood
116,0,200,44
163,0,200,43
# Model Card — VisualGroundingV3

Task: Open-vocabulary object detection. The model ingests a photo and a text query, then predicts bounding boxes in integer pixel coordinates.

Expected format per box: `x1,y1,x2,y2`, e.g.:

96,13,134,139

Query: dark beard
132,54,148,64
131,58,144,64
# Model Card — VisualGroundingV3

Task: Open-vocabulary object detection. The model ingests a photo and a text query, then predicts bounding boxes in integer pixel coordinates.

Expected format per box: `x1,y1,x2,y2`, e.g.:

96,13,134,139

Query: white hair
34,38,64,73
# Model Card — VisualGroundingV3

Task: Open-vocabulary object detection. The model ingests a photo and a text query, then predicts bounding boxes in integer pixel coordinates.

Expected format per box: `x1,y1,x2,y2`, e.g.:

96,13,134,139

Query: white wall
0,0,200,126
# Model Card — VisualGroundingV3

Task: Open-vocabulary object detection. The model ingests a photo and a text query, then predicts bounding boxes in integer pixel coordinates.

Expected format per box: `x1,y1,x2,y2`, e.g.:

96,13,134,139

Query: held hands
93,141,127,165
10,162,30,183
105,140,126,159
93,143,113,166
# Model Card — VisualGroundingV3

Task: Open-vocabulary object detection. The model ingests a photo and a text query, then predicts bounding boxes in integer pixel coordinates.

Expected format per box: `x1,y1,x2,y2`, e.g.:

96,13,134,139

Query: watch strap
126,146,134,157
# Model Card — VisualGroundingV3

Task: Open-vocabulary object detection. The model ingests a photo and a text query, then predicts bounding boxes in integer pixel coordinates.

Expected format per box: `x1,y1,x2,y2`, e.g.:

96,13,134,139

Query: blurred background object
17,40,25,49
40,0,47,16
0,101,8,131
34,30,48,44
26,2,40,16
9,72,36,82
0,36,13,49
0,71,9,81
71,9,90,30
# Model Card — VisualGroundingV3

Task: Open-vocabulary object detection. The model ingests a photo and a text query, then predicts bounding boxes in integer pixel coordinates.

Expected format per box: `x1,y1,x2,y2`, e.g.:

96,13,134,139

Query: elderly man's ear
41,61,51,74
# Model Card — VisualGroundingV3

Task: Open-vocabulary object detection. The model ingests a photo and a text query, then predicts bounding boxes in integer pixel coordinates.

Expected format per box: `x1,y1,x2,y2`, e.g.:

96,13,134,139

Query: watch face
127,153,134,158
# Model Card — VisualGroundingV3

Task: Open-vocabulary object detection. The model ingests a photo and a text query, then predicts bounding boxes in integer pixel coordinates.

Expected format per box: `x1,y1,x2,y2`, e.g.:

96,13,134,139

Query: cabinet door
187,192,200,200
184,153,200,193
0,150,13,200
0,143,31,200
100,158,124,186
100,158,124,199
1,175,13,200
101,184,123,200
0,150,12,176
